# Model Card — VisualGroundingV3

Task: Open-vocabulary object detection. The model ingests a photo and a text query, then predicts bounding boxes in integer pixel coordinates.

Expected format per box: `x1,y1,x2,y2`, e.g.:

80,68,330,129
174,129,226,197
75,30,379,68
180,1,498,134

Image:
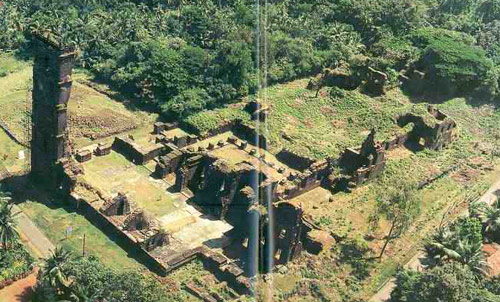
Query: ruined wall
233,121,268,150
155,149,184,178
275,149,316,172
67,192,169,275
113,136,165,165
396,105,457,151
272,203,304,265
175,154,205,192
31,34,76,188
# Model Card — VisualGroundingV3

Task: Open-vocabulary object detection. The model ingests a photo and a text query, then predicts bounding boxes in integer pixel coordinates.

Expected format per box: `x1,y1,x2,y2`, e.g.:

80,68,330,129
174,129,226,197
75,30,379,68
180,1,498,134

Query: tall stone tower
31,34,76,188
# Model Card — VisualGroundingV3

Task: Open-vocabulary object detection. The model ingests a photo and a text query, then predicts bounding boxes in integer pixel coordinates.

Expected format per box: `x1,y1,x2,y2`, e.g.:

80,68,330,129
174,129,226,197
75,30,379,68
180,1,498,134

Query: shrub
0,243,35,284
409,28,496,95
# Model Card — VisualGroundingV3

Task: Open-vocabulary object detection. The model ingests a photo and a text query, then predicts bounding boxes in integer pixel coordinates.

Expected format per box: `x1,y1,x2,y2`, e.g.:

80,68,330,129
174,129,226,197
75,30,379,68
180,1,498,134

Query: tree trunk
379,220,395,260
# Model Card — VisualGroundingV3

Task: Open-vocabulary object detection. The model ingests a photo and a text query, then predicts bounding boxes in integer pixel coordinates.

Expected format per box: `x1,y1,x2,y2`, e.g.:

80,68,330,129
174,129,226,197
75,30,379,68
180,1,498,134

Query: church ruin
29,34,458,298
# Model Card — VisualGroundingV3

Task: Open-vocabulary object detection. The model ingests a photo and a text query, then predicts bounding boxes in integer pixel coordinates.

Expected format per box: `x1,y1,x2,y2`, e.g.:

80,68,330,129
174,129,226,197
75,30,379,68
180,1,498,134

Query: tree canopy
2,0,499,119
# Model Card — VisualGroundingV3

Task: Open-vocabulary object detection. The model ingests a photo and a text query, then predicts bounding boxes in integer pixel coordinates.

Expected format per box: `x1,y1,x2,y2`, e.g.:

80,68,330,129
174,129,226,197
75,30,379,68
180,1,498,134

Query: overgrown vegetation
32,249,173,302
0,242,34,285
389,185,500,301
2,0,500,119
0,189,35,286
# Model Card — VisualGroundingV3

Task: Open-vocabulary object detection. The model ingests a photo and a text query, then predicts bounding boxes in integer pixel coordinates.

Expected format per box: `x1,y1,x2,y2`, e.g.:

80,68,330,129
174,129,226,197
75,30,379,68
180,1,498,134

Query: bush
0,243,35,284
410,28,496,95
34,256,171,302
161,88,213,118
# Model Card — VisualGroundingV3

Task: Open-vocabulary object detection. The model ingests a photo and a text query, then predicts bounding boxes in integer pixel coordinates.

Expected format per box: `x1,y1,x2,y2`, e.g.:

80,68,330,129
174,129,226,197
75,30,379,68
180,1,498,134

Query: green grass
0,52,30,77
81,151,176,217
0,52,153,148
18,199,144,272
184,106,251,135
0,129,26,172
186,79,438,159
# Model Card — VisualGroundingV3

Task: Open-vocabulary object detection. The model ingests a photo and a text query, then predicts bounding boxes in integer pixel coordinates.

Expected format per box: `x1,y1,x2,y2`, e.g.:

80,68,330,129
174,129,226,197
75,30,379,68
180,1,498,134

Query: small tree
470,199,500,242
42,247,74,297
425,217,488,276
377,186,421,259
390,262,498,302
0,193,19,250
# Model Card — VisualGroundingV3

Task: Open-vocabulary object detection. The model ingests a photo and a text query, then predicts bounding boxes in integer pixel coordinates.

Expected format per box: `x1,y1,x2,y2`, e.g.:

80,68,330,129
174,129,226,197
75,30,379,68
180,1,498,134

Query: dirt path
13,204,55,259
369,177,500,302
0,208,54,302
0,269,38,302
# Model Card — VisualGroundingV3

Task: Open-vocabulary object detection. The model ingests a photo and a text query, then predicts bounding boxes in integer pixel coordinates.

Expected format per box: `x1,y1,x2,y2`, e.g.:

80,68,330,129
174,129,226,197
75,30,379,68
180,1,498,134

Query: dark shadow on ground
404,138,425,153
15,284,34,302
401,81,500,109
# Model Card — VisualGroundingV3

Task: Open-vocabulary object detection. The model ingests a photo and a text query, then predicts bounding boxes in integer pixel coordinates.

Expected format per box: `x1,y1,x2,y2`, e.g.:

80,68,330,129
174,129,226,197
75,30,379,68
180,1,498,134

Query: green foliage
161,88,212,118
371,36,419,71
424,217,488,275
184,107,251,135
410,28,496,95
0,3,26,50
390,263,500,302
0,242,35,284
0,195,20,250
34,252,171,302
2,0,499,117
470,199,500,242
376,186,421,258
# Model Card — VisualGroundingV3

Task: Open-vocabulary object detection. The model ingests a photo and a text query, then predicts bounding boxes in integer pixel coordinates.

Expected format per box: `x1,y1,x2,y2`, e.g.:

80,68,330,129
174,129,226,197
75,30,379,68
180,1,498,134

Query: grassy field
0,52,30,77
0,129,26,173
17,198,144,272
187,80,433,159
245,80,500,301
81,151,177,217
183,78,500,301
0,52,156,148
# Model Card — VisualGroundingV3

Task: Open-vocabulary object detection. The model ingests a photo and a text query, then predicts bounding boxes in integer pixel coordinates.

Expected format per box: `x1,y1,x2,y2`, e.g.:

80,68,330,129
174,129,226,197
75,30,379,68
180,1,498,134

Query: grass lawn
0,52,155,149
0,130,26,173
81,151,177,217
17,199,144,272
0,52,30,77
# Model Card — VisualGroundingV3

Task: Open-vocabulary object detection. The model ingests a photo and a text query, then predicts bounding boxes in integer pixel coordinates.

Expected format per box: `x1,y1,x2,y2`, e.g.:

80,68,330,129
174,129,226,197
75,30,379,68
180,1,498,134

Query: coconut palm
425,218,489,276
0,196,20,250
427,237,489,276
470,200,500,241
42,247,74,295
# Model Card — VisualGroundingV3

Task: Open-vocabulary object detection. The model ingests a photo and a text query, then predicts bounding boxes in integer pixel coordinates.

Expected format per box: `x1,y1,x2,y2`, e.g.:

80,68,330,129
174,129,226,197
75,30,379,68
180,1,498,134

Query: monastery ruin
29,34,458,298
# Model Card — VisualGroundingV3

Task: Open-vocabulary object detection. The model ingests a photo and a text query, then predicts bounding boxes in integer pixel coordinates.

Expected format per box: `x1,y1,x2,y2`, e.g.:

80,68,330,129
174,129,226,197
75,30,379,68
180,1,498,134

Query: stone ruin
397,105,456,151
338,129,386,189
95,142,112,156
31,33,459,297
100,192,133,216
308,64,389,96
124,209,157,232
30,32,77,189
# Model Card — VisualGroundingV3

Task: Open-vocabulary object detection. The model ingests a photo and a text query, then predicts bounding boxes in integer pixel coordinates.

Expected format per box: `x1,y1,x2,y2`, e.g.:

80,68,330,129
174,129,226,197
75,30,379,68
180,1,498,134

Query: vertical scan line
247,0,261,294
262,0,275,300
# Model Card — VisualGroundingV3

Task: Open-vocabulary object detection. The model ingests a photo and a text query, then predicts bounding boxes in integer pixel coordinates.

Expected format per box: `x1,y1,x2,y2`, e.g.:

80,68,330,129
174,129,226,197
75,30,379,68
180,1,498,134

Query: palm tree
425,219,489,276
470,200,500,241
42,247,74,296
0,195,20,250
427,237,489,276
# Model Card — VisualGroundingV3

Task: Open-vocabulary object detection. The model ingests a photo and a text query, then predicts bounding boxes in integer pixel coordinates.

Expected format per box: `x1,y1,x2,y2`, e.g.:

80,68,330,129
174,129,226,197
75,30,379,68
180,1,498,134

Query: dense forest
1,0,500,119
